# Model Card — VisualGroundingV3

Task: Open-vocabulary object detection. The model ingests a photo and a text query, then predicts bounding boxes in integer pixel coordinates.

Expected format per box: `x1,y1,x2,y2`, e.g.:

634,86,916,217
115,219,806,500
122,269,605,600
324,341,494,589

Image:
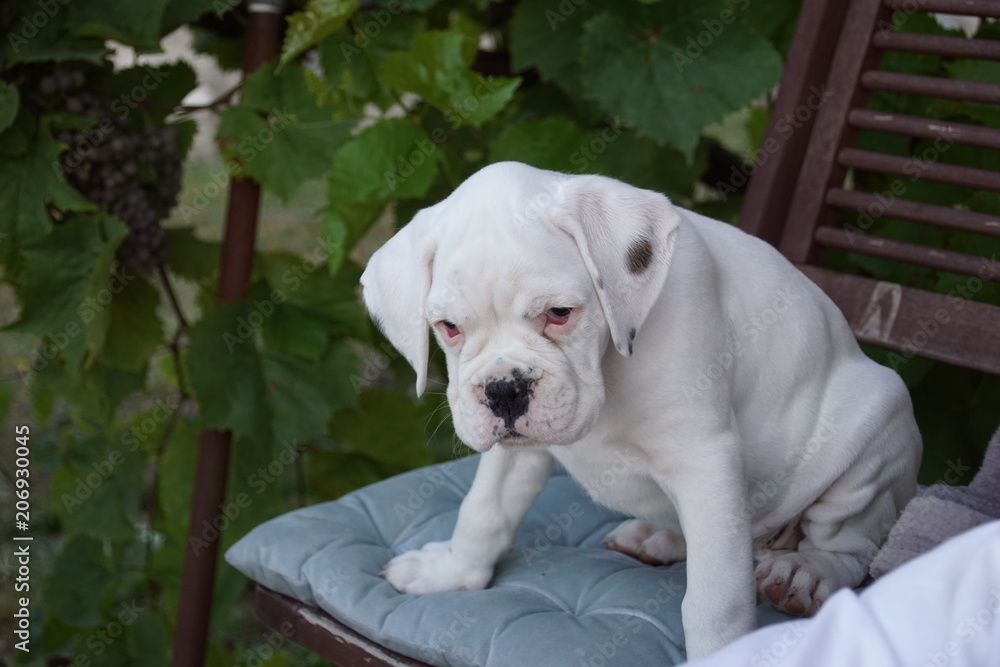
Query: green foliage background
0,0,996,663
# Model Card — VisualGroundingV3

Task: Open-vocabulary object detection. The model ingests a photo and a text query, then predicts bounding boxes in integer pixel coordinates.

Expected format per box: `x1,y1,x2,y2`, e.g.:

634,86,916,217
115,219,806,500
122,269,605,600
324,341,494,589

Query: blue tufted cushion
226,455,797,666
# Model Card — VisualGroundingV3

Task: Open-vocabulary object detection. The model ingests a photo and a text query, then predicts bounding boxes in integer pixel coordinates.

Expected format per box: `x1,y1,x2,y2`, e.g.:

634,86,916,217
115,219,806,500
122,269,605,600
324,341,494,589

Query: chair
739,0,1000,373
231,0,1000,664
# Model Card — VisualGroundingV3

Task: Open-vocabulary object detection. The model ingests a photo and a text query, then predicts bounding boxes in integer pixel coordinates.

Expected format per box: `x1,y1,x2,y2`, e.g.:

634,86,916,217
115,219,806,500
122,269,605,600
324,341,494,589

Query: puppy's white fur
361,162,921,659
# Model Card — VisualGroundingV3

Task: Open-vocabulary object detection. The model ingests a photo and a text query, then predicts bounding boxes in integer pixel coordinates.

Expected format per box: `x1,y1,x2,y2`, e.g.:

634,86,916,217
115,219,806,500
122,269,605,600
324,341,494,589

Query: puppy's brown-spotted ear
360,204,442,396
556,175,681,357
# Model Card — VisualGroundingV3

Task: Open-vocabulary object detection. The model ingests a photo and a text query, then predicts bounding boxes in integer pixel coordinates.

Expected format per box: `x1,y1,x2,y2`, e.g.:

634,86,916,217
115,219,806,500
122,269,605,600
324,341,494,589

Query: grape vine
38,66,183,274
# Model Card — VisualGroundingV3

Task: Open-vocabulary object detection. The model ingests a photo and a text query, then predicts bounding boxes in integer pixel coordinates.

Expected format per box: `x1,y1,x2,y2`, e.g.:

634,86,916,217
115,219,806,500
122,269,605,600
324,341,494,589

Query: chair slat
838,147,1000,192
883,0,1000,18
800,265,1000,375
872,31,1000,60
826,188,1000,237
861,70,1000,104
743,0,1000,374
848,109,1000,150
779,0,895,263
814,225,1000,280
739,0,854,246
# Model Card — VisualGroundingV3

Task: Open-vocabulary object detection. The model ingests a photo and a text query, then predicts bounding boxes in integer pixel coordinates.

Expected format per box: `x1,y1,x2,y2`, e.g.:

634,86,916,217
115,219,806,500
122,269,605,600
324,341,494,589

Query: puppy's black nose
485,376,531,429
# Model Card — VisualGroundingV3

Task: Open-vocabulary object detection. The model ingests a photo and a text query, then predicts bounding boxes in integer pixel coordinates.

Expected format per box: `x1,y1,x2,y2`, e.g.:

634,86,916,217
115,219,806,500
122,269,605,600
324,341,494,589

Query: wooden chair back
740,0,1000,374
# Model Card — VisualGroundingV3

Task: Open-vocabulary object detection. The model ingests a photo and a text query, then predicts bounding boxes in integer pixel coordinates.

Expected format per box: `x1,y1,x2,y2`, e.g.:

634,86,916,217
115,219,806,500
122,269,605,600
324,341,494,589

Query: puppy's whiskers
424,401,454,450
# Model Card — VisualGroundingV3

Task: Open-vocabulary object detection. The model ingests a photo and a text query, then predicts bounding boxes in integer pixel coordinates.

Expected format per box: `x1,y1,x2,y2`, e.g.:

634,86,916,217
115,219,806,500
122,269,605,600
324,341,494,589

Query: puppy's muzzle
484,374,531,430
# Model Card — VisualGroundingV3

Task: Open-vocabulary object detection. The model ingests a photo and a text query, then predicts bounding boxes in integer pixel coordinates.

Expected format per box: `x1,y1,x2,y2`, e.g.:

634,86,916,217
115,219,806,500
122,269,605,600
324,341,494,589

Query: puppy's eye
439,320,461,339
545,307,572,326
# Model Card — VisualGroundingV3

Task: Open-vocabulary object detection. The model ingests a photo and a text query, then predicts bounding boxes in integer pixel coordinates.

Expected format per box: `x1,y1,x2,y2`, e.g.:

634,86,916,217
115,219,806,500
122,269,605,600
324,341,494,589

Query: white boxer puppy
360,162,921,659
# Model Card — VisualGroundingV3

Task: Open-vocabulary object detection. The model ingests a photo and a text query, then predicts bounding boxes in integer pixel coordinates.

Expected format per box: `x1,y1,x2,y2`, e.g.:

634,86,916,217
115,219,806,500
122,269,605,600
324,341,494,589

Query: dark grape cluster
39,66,183,274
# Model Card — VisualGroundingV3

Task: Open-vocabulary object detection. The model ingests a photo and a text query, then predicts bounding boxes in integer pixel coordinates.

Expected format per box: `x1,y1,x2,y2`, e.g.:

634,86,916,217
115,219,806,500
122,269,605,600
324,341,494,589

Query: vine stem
175,81,243,114
159,265,192,403
142,265,195,600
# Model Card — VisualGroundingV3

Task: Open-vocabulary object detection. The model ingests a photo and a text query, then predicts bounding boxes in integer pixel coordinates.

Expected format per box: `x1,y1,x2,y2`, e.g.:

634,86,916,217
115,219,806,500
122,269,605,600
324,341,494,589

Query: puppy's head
360,162,680,451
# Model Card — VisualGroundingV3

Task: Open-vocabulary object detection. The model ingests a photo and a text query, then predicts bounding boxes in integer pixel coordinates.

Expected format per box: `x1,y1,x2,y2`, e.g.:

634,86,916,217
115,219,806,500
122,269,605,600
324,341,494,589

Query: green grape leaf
93,63,198,127
126,610,171,667
49,435,141,541
5,215,125,341
156,416,202,526
380,31,520,127
99,276,165,372
2,12,109,66
190,21,244,71
328,388,436,470
0,108,34,158
322,199,384,274
186,302,360,444
740,0,799,56
398,0,440,9
154,430,283,628
0,81,19,134
281,341,360,437
262,346,353,442
29,352,146,424
597,130,709,200
256,255,369,356
164,228,220,283
217,64,353,200
261,302,332,360
79,219,128,366
319,32,384,104
305,450,391,500
579,2,783,157
241,61,332,122
331,118,440,201
185,302,271,439
68,0,169,49
317,14,424,111
0,117,97,266
510,0,596,97
489,117,592,172
323,119,438,270
43,535,117,628
280,0,360,67
162,0,221,34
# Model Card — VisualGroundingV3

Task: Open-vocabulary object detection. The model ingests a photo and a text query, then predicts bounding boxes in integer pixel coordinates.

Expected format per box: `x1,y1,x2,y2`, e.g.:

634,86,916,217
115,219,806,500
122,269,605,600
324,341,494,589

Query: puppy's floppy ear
360,205,441,396
556,175,681,357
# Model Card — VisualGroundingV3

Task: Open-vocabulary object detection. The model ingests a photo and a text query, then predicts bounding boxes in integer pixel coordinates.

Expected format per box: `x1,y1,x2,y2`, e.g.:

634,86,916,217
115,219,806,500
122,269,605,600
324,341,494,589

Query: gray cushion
225,455,796,666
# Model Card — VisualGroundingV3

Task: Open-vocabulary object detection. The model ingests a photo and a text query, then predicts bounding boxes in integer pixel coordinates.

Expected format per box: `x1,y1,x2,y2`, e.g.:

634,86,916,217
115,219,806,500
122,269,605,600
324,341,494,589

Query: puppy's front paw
382,541,493,594
755,553,834,616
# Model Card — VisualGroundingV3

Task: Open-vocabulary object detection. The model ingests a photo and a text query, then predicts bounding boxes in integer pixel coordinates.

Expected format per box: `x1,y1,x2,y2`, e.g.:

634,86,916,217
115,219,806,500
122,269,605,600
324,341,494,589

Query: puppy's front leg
657,448,756,659
383,446,554,594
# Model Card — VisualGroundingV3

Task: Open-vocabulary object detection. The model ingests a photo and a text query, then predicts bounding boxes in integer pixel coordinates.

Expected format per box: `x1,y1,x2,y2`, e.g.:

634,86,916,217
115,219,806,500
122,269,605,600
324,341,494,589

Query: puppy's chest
548,440,674,521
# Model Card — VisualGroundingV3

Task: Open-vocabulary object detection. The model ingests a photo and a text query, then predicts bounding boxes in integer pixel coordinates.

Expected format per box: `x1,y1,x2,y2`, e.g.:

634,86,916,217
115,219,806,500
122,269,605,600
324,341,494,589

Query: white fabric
690,520,1000,667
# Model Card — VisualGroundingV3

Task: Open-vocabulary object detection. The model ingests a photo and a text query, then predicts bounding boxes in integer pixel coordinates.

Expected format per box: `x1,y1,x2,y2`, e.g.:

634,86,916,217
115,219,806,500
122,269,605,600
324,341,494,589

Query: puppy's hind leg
756,445,919,615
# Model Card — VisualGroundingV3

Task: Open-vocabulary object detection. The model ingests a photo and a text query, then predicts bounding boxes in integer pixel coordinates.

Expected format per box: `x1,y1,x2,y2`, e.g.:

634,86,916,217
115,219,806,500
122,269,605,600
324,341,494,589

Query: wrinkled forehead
444,161,569,215
424,199,591,319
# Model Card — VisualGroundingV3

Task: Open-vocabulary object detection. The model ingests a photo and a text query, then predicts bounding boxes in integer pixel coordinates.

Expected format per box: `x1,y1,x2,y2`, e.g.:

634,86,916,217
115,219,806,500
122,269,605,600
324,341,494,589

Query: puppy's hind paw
602,519,687,565
755,553,835,616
